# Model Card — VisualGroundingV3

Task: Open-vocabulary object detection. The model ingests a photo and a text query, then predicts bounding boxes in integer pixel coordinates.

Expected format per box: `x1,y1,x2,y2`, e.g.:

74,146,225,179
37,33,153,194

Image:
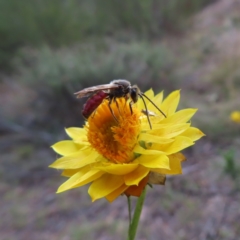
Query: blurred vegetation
0,0,214,70
14,42,174,87
0,0,211,131
1,0,216,130
223,149,240,183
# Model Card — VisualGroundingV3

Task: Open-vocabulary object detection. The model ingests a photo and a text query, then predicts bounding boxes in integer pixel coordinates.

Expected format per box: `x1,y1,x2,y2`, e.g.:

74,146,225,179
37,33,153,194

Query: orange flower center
86,99,141,163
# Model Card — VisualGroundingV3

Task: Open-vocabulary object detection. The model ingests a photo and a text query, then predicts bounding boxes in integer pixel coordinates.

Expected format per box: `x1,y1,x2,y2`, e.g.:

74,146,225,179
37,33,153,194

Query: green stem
128,188,147,240
127,196,132,225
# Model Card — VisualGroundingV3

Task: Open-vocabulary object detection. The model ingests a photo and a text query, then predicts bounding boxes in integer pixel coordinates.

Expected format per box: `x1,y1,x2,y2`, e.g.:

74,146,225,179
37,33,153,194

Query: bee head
130,86,139,103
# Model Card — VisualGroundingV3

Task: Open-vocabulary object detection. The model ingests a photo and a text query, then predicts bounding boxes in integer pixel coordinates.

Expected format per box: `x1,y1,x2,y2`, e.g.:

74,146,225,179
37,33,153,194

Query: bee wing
74,83,119,98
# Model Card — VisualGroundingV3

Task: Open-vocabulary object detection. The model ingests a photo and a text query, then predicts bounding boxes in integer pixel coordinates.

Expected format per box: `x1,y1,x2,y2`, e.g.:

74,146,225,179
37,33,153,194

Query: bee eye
130,89,138,102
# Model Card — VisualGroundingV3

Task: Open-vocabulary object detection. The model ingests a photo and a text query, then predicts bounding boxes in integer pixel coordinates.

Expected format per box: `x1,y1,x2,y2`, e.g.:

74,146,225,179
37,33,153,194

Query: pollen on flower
86,99,141,163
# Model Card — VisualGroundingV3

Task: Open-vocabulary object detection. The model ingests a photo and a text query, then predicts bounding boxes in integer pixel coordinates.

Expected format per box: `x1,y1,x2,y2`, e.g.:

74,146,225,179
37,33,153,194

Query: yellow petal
139,91,164,118
148,123,190,138
160,90,180,116
49,148,99,169
138,133,174,144
144,88,155,99
51,140,80,156
160,108,198,124
153,91,163,106
137,98,145,111
95,163,139,175
65,127,87,140
88,174,124,201
61,163,103,177
137,89,154,111
152,152,183,174
105,184,128,202
145,90,159,111
124,165,149,185
151,136,194,154
135,154,170,169
172,152,186,162
62,168,83,177
59,166,89,186
134,145,164,155
180,127,205,141
57,169,104,193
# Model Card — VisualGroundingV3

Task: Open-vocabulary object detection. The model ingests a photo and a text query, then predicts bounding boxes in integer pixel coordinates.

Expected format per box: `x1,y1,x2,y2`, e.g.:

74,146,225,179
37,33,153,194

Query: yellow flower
50,90,205,202
230,111,240,123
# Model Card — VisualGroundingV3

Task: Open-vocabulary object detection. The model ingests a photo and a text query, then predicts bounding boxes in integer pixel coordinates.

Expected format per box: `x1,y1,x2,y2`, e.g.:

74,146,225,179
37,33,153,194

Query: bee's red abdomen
82,91,108,119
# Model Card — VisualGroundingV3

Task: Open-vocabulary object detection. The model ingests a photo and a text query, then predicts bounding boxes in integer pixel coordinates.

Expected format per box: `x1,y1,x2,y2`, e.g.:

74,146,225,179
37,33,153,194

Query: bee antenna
138,94,152,129
140,93,166,118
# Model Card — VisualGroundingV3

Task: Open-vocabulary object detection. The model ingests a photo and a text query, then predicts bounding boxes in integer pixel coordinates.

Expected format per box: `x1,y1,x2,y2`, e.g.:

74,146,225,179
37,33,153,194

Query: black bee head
130,86,139,103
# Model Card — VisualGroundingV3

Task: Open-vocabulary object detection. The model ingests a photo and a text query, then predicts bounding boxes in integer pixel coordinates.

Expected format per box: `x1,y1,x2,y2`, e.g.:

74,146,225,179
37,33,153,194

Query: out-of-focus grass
69,221,128,240
0,0,215,70
222,149,240,190
14,41,174,88
0,0,88,69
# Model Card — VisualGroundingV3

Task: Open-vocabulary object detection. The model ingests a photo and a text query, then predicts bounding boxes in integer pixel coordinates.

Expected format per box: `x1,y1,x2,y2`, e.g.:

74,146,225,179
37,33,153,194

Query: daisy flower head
50,89,205,202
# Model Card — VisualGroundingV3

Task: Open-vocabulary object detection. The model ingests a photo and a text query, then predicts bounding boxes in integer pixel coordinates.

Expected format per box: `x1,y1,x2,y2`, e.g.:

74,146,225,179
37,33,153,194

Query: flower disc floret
87,98,141,163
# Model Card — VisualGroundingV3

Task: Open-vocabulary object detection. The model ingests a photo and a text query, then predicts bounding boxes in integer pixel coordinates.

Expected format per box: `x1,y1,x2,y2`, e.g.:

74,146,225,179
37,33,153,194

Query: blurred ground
1,0,240,240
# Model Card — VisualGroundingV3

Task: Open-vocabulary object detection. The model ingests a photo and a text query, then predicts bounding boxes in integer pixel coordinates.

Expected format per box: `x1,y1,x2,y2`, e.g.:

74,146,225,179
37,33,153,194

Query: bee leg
123,95,128,108
141,92,166,118
129,101,133,115
108,98,119,123
91,108,97,119
115,98,121,115
138,94,152,129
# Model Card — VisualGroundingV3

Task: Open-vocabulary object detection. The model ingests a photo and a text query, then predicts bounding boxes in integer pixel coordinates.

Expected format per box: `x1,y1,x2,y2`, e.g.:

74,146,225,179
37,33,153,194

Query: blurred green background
1,0,240,239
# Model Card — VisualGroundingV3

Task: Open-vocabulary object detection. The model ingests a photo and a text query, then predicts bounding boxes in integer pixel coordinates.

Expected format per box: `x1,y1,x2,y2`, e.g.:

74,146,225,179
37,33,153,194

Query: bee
75,79,166,128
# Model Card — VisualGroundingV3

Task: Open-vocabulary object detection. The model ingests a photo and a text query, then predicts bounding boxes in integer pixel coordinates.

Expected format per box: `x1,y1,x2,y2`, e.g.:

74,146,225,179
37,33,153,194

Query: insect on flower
75,79,166,128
